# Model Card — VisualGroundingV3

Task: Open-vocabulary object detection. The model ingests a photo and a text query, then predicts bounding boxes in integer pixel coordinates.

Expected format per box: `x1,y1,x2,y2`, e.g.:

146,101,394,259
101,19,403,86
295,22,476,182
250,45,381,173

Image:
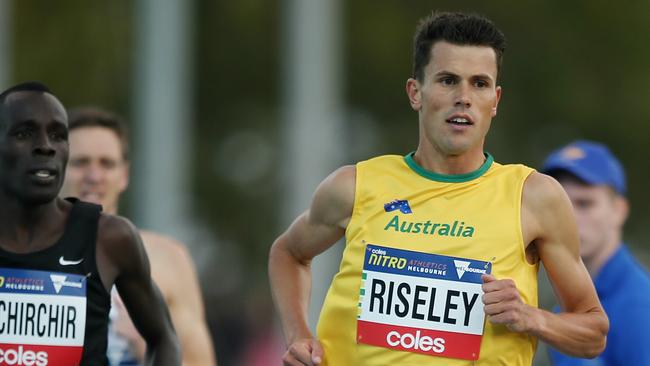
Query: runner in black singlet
0,82,180,365
60,106,216,365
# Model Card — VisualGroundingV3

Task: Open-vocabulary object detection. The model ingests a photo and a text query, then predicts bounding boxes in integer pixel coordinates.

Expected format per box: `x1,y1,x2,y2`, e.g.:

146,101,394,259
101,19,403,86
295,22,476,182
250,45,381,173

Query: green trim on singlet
404,151,494,182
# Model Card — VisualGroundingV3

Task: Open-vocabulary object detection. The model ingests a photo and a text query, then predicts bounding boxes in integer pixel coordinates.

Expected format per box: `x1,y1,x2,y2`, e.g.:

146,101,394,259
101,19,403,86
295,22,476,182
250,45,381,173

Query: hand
481,274,532,333
282,338,323,366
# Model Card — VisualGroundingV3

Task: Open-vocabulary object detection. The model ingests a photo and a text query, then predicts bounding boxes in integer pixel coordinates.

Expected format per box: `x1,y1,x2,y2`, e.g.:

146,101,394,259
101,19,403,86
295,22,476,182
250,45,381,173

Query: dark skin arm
96,214,181,366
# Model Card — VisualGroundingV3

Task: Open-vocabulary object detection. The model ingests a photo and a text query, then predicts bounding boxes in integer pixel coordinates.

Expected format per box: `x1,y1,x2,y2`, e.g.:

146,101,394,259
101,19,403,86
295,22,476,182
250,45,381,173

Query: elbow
587,336,607,358
161,325,181,348
268,238,294,277
146,329,181,362
571,335,606,359
169,334,182,360
583,313,609,358
269,236,309,271
582,336,606,359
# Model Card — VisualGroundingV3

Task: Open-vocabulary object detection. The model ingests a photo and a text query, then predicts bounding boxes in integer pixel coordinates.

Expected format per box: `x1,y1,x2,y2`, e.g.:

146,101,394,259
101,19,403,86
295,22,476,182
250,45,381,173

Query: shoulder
139,230,197,298
521,172,576,242
615,253,650,301
97,213,140,248
313,165,356,207
360,154,404,166
324,164,356,185
310,165,356,227
96,213,148,272
607,284,650,334
139,230,187,257
139,230,193,276
522,171,571,212
93,213,148,289
604,253,650,342
359,153,418,176
488,161,535,176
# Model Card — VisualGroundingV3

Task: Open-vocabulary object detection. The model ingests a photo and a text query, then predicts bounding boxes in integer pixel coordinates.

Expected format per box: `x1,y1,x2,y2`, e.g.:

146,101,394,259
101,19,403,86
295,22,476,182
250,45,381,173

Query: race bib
357,244,491,360
0,268,87,366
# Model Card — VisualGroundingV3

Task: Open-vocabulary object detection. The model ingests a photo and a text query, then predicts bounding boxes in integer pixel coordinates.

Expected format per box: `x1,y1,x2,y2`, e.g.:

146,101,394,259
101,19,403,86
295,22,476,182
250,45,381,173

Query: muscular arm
268,166,355,365
162,240,216,366
100,216,181,365
483,172,608,358
108,233,216,366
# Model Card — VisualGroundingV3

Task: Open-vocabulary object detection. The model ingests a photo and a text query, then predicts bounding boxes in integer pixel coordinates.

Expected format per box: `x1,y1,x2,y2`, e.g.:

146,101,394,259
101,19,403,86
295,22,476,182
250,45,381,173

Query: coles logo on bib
356,244,491,361
0,345,48,365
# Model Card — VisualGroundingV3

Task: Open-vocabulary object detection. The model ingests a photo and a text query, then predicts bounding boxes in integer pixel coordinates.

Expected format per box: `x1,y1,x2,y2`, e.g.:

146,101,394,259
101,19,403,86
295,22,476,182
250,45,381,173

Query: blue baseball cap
541,140,626,195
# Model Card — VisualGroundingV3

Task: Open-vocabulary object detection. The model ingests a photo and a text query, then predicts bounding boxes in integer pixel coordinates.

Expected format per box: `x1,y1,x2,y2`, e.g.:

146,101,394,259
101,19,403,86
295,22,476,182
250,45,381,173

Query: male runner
542,140,650,365
269,12,608,365
59,107,216,365
0,82,180,365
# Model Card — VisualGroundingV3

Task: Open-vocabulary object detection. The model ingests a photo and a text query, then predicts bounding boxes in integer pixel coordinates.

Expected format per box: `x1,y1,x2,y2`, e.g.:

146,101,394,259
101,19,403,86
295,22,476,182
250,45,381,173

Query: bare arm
101,216,181,365
268,166,355,366
164,242,216,366
108,234,216,366
482,172,608,358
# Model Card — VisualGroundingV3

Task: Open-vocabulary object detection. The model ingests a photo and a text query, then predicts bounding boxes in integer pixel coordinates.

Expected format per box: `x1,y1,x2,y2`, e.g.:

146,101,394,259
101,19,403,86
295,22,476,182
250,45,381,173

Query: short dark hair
412,12,506,82
67,106,130,161
0,82,55,130
0,81,52,104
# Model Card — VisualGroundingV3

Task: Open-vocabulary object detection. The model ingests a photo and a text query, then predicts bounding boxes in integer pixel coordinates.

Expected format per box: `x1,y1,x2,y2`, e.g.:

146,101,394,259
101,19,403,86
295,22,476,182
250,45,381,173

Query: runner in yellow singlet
268,11,608,366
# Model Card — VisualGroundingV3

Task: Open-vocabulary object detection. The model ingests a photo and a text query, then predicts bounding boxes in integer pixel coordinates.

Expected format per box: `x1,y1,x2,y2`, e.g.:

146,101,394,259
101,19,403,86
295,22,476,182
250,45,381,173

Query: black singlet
0,199,111,365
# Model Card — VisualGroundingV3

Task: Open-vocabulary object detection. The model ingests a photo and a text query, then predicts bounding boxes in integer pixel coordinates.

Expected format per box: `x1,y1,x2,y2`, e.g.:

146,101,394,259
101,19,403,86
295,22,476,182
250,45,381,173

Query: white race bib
0,268,87,366
357,244,491,361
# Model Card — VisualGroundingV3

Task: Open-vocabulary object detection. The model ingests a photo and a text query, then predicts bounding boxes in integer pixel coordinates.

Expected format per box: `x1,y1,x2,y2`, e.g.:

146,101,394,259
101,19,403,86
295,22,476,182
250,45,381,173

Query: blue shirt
549,245,650,365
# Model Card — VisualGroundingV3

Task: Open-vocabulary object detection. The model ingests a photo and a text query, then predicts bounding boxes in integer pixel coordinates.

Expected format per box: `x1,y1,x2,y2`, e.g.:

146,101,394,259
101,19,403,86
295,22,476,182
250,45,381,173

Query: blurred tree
12,1,132,113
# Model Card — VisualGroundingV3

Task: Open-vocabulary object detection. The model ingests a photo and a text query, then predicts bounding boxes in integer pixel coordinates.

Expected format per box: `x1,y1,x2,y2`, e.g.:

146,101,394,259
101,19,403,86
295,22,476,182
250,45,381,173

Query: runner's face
558,178,626,261
61,126,128,214
0,91,69,205
407,41,501,156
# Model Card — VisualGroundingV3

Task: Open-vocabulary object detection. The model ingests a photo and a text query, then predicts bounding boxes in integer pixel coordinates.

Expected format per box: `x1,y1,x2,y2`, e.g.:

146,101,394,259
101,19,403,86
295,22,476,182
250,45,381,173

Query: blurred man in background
60,107,216,366
542,140,650,365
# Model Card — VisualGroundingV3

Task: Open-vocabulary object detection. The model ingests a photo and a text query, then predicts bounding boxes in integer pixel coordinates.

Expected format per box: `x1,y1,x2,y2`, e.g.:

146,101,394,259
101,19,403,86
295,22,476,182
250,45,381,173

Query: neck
584,235,622,277
105,203,118,216
0,195,65,249
413,143,486,175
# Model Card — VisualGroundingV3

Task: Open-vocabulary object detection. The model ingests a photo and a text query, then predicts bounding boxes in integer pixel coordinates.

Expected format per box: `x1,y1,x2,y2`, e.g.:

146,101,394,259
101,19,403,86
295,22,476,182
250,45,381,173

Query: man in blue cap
542,140,650,365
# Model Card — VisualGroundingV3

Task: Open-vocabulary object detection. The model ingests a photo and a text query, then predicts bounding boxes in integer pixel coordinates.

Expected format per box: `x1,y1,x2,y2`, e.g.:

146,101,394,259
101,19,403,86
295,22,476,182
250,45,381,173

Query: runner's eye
439,77,456,85
474,80,488,88
12,129,31,139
